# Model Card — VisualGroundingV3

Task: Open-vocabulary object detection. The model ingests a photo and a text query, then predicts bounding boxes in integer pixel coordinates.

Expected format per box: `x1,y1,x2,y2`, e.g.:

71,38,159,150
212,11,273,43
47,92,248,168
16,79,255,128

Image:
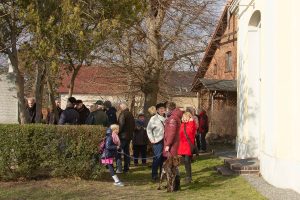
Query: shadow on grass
99,154,238,190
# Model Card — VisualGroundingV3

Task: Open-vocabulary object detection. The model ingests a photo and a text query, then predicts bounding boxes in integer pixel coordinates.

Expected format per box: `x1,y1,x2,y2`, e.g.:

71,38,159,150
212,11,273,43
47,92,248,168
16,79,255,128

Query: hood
106,128,112,136
199,111,206,116
135,119,145,127
108,107,117,113
169,108,183,119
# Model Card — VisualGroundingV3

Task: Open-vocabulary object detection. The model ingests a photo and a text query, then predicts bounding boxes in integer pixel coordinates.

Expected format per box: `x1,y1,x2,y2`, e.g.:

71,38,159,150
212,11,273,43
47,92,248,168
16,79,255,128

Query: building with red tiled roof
58,66,198,114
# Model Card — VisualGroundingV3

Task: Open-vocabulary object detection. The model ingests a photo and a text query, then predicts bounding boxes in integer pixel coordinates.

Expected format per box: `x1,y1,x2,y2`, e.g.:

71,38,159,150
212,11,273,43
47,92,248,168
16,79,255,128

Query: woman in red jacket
178,112,196,183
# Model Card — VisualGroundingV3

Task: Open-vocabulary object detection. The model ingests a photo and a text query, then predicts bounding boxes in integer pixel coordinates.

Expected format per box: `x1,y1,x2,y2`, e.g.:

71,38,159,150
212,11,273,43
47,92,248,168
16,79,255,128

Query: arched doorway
237,10,262,159
247,10,261,158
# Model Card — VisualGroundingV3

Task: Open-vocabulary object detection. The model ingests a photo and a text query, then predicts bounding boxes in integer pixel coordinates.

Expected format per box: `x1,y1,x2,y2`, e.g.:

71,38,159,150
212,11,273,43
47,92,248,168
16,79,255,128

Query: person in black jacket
75,100,90,124
58,97,79,125
133,113,148,166
26,98,36,123
104,100,117,126
101,125,124,186
86,100,108,126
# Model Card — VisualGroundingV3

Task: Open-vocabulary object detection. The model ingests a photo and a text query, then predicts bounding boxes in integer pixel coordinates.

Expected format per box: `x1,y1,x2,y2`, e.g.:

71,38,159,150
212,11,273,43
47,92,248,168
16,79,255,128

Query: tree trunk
8,35,28,124
34,65,46,123
68,66,81,97
142,78,159,119
47,78,59,124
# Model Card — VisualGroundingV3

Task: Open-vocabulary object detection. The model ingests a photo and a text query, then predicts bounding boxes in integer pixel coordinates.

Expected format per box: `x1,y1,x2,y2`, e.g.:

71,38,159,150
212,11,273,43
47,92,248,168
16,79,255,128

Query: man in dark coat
75,100,90,125
58,97,79,125
163,102,182,191
26,98,36,123
86,100,108,126
116,102,135,173
104,100,117,126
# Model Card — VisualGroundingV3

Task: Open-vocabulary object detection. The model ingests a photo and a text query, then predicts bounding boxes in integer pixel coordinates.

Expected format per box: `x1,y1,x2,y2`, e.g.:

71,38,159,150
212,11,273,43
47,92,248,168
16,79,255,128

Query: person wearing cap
103,100,117,126
132,113,148,166
86,100,108,126
58,97,79,125
75,100,90,125
146,102,166,181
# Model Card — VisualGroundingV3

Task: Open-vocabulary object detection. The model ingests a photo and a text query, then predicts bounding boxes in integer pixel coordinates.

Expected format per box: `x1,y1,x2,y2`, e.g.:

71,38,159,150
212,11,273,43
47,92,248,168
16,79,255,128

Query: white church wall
235,0,300,193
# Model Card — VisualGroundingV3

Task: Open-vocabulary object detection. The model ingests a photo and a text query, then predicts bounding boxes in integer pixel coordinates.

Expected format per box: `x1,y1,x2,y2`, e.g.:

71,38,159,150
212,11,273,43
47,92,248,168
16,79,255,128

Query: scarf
112,131,120,147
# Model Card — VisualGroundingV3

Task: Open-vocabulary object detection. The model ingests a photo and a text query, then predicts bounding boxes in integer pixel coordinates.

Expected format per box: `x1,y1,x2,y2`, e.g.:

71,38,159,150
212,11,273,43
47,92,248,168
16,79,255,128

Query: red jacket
178,121,196,156
198,111,209,134
163,108,183,157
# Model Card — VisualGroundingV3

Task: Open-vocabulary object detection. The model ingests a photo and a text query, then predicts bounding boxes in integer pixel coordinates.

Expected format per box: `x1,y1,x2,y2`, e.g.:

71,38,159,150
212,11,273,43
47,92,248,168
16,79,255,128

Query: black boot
184,156,192,183
174,174,180,191
173,167,180,191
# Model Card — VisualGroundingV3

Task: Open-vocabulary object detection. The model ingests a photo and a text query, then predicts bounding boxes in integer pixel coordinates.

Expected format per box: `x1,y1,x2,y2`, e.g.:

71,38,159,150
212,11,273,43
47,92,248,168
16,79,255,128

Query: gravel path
243,175,300,200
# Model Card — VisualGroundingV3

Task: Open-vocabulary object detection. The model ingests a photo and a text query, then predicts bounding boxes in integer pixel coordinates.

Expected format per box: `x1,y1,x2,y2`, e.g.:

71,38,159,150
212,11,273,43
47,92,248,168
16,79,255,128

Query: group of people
147,102,208,185
25,97,118,126
25,97,209,189
101,101,209,188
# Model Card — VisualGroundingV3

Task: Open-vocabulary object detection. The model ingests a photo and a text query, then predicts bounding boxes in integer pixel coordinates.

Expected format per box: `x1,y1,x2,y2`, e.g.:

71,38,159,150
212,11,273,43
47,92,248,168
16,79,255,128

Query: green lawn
0,155,266,200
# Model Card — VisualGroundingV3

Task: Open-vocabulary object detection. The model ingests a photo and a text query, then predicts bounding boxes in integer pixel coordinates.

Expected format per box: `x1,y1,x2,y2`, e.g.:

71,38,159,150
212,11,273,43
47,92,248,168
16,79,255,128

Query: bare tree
0,1,29,124
96,0,219,117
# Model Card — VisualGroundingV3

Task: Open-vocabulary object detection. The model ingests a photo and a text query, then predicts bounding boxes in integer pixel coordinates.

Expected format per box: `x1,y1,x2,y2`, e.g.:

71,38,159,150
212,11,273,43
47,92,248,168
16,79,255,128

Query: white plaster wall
0,74,18,124
236,0,300,193
236,0,262,158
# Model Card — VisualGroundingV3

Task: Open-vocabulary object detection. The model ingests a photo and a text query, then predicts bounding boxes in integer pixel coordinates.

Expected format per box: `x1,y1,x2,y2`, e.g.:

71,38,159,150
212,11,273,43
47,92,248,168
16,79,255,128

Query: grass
0,154,266,200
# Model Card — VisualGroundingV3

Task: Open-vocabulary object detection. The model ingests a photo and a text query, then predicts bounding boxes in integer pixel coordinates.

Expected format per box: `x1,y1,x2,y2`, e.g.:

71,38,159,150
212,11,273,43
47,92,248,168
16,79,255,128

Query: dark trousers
152,140,163,179
133,145,147,164
196,133,201,150
116,139,130,172
107,164,115,176
200,132,207,151
183,155,192,179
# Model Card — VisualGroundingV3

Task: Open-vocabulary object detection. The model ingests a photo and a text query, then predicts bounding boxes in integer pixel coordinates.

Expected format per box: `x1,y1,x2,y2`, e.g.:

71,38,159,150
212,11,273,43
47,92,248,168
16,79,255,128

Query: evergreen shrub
0,124,105,180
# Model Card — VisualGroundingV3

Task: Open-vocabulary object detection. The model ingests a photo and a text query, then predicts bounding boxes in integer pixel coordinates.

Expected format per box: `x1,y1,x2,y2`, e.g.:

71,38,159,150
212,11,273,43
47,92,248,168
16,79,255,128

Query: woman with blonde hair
177,112,196,183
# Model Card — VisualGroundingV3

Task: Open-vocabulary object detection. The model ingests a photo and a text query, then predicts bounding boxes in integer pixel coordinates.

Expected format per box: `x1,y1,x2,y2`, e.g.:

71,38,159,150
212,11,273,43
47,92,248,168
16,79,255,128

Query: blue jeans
116,139,131,172
152,140,163,179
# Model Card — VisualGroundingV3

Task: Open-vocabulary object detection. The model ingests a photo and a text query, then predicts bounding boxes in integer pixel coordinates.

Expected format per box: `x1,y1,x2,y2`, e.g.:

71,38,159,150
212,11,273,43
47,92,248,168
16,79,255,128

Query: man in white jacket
147,102,166,181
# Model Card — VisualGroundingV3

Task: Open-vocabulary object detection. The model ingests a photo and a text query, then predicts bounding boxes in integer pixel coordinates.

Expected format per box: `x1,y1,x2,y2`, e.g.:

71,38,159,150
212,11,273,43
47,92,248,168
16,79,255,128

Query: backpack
98,137,106,155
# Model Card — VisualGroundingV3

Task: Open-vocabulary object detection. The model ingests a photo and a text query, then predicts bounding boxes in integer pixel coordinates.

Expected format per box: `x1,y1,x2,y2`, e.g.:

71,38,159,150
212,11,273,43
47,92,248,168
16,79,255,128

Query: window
226,51,232,72
213,64,217,75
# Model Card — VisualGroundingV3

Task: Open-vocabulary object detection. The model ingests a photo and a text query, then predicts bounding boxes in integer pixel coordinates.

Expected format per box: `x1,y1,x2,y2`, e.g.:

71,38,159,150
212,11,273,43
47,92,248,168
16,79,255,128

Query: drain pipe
211,91,217,131
211,90,217,113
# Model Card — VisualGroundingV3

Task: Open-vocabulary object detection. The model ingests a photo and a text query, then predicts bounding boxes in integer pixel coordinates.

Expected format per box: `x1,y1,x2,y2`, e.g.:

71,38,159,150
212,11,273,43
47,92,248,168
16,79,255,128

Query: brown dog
157,156,180,192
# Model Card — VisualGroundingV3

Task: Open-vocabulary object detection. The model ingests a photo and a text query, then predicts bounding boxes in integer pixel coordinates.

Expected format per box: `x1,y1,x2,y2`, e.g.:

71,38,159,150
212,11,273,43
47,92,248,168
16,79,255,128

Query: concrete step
215,166,235,176
224,158,260,175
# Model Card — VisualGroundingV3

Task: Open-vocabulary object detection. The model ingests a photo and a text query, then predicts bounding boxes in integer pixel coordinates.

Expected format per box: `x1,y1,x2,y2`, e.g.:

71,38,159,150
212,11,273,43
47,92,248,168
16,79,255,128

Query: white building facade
0,64,18,123
231,0,300,193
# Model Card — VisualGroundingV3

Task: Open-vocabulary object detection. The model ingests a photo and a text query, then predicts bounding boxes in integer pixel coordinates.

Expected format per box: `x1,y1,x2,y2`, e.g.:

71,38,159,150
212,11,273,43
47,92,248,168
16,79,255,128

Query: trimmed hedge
0,124,106,181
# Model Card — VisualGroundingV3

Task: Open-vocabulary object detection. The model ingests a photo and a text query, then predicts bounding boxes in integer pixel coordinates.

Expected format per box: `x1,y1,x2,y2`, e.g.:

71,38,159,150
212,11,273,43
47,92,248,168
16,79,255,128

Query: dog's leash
117,151,163,160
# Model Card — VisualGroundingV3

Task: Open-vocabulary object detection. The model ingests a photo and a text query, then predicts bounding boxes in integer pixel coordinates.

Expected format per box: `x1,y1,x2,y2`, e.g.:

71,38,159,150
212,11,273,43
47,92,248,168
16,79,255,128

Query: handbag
183,123,199,155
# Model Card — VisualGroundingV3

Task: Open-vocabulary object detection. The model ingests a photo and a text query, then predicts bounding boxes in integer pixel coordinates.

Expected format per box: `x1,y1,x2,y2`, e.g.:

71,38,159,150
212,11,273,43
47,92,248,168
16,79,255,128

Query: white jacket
146,113,166,143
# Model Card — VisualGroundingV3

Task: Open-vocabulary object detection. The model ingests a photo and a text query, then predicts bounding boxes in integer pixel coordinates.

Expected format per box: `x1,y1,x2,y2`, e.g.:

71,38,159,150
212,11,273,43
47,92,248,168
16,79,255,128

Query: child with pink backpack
101,124,124,186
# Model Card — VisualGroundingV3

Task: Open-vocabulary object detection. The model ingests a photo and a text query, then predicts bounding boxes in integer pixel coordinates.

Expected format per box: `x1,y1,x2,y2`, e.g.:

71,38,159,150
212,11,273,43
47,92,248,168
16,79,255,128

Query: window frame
225,51,233,72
